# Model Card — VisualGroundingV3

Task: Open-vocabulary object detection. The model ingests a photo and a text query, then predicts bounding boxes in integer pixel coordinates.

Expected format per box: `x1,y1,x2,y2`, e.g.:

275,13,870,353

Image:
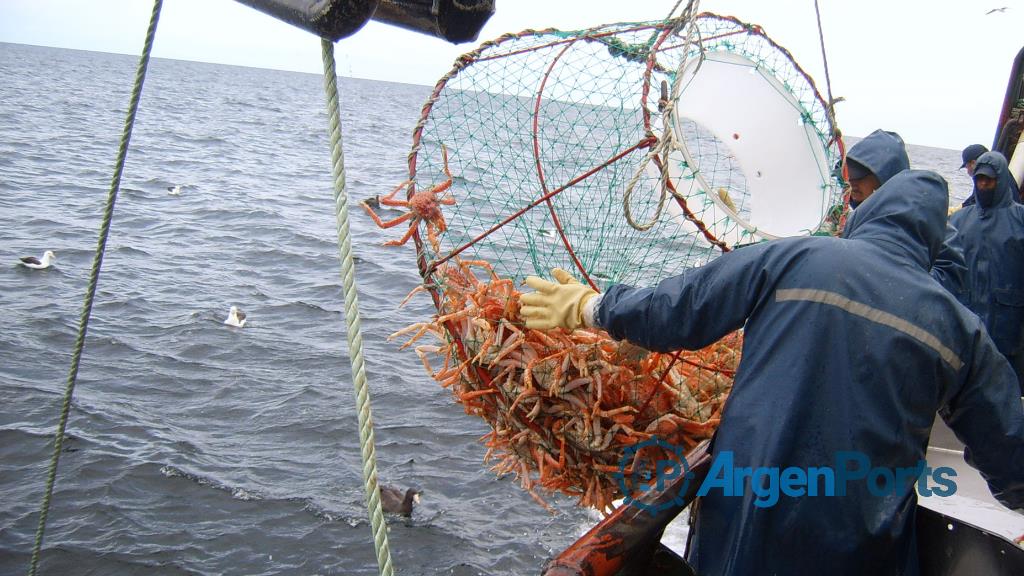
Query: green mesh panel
408,14,842,290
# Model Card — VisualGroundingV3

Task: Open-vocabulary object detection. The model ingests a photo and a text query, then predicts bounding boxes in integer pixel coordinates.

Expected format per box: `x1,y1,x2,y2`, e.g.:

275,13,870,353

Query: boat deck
923,416,1023,541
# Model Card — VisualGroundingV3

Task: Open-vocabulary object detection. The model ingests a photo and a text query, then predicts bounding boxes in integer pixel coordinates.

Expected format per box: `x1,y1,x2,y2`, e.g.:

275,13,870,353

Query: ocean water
0,41,978,575
0,42,592,575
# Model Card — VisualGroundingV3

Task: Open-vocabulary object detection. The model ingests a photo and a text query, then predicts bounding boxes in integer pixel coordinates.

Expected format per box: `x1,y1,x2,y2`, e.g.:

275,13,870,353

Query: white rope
320,38,394,576
621,0,702,231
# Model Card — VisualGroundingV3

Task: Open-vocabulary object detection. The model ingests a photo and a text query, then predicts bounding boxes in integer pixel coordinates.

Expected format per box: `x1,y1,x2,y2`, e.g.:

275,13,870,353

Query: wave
160,464,263,502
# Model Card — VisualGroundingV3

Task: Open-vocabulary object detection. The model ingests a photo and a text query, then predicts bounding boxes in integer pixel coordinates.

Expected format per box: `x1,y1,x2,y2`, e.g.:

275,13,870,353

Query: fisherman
844,129,967,297
845,130,909,210
960,143,1021,206
960,143,988,178
950,151,1024,394
520,170,1024,575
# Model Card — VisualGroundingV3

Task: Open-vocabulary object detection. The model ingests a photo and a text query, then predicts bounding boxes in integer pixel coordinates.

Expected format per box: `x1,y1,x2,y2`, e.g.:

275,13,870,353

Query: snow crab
362,144,454,251
388,256,741,514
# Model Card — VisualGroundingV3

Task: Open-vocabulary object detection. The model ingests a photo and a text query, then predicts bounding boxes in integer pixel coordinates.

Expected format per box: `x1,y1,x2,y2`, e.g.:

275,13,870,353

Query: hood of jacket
843,170,948,271
846,129,910,185
973,151,1015,211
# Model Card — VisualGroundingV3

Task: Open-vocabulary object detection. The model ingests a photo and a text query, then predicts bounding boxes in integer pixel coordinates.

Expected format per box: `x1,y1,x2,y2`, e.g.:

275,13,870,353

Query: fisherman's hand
551,267,581,286
520,268,597,331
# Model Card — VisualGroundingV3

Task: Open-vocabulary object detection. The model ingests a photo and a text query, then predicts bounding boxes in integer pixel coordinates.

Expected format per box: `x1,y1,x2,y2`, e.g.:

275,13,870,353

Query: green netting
375,13,842,512
404,13,842,288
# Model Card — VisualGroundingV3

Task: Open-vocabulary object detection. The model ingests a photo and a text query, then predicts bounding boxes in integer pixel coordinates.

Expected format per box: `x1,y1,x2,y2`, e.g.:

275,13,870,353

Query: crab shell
410,191,445,222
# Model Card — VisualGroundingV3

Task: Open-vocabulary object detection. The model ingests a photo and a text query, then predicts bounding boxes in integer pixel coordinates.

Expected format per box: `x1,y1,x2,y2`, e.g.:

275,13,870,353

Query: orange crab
362,144,454,250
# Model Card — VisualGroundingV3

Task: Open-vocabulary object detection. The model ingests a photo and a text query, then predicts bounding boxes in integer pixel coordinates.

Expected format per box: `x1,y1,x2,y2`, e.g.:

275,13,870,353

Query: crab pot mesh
376,13,842,511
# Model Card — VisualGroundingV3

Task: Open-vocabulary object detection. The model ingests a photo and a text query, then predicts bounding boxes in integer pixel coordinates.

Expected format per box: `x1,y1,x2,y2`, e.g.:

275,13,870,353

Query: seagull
379,485,421,517
986,7,1008,14
167,185,182,195
19,250,56,269
224,305,247,327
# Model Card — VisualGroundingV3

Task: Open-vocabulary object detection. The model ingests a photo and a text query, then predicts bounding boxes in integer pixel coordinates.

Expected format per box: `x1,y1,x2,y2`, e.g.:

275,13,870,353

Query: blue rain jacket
843,129,967,295
596,170,1024,575
950,152,1024,383
930,222,969,300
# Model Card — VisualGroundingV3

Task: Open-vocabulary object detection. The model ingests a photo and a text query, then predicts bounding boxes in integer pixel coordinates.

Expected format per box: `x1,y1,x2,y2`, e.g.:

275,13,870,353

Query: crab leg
377,179,413,206
362,204,415,229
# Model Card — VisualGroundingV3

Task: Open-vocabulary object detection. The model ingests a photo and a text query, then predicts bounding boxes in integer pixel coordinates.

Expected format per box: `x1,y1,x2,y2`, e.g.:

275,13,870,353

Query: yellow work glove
520,268,597,330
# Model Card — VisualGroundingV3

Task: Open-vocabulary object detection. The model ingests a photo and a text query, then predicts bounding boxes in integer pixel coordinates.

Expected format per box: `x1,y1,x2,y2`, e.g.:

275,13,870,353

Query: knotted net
374,13,843,511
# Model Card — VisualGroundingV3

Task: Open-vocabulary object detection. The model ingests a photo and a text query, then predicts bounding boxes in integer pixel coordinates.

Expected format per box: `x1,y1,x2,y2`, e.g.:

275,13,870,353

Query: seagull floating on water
380,485,421,517
19,250,56,270
224,305,247,327
167,185,182,196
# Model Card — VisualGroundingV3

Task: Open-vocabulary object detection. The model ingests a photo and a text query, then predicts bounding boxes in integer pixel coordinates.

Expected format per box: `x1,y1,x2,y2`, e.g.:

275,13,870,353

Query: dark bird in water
380,486,421,517
19,250,56,269
986,7,1008,14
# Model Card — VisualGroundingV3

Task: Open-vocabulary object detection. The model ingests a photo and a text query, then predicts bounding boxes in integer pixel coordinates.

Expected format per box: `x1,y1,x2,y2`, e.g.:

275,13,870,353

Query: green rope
320,39,394,576
27,1,163,574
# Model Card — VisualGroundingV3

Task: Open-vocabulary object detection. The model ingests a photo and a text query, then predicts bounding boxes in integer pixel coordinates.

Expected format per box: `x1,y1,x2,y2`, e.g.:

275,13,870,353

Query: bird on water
379,486,421,517
224,305,247,327
19,250,56,269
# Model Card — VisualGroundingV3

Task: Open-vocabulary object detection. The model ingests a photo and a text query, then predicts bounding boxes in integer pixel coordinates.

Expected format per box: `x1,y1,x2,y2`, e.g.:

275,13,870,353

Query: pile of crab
390,256,740,513
359,145,740,513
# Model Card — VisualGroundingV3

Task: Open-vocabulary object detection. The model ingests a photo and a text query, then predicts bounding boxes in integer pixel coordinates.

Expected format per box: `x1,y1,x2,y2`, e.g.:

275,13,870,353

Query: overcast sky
0,0,1021,150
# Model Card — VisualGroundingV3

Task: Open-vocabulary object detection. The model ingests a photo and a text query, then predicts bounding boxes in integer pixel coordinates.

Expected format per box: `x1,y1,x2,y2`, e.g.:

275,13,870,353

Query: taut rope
28,1,164,574
320,38,395,576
